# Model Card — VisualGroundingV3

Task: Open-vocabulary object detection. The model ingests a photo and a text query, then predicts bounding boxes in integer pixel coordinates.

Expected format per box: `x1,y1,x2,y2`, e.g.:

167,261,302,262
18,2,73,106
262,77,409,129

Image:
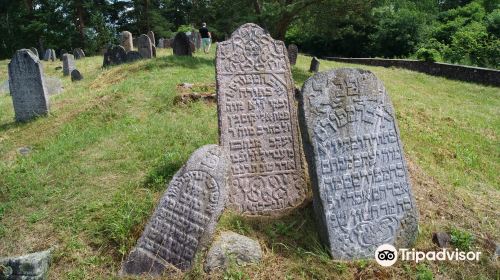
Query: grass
0,48,499,279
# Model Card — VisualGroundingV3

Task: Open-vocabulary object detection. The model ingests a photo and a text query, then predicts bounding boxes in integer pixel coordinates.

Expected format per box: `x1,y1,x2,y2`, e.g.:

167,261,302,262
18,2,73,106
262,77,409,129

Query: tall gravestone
8,49,49,122
299,68,419,259
172,32,192,56
287,44,298,66
62,53,75,76
216,23,307,216
147,31,156,47
121,145,229,275
121,31,133,52
137,34,153,59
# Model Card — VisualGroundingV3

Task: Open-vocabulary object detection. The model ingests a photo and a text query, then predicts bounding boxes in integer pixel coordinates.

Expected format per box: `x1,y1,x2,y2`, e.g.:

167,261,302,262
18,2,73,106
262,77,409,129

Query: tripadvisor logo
374,244,482,267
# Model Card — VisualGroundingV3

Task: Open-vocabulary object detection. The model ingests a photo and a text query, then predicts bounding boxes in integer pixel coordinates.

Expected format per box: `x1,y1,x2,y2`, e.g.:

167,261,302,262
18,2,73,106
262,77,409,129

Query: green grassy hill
0,48,498,279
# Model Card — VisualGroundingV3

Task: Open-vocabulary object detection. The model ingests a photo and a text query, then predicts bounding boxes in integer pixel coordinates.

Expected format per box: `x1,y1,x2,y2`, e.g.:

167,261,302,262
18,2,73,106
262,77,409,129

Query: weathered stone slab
71,69,83,82
126,51,142,63
299,68,419,259
173,32,192,56
147,31,156,47
137,34,153,59
309,57,319,72
43,49,51,61
29,47,39,58
158,38,164,48
121,31,133,52
8,49,50,122
62,54,75,76
216,23,307,216
102,45,127,67
164,38,173,48
287,44,298,66
0,249,52,280
121,144,229,275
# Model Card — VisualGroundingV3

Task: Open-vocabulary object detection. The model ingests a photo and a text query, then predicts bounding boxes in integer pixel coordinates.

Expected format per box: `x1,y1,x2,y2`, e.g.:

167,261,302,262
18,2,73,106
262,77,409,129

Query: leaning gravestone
309,57,320,72
102,45,127,67
216,23,307,216
73,48,85,59
71,69,83,82
299,68,419,259
121,144,228,275
147,31,156,47
50,49,56,61
29,47,39,58
62,54,75,76
121,31,133,52
137,34,153,59
172,32,192,56
8,49,49,122
287,44,298,66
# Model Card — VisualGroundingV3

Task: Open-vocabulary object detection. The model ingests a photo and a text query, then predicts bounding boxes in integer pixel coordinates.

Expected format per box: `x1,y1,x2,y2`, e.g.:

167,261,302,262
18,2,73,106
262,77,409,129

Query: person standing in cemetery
199,22,212,54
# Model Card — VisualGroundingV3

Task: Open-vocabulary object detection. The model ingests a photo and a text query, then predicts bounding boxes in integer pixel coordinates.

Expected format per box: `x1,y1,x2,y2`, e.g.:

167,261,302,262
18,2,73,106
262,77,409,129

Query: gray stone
0,248,52,280
164,39,173,48
73,48,84,60
43,49,51,61
432,232,451,248
147,31,156,47
126,51,142,63
204,231,261,272
287,44,298,66
158,38,164,48
137,34,153,59
216,23,307,216
309,57,319,72
29,48,38,58
299,68,419,259
62,54,75,76
50,49,56,61
17,146,32,156
8,49,50,122
121,31,133,52
121,145,229,275
70,69,83,82
102,45,127,67
172,32,192,56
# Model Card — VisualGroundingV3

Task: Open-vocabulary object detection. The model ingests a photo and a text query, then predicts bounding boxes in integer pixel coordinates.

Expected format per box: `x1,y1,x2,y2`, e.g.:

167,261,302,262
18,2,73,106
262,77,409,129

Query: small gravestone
121,144,229,275
0,248,52,280
121,31,133,52
73,48,85,59
62,54,75,76
164,39,173,48
309,57,319,72
59,49,67,61
50,49,56,61
137,34,153,59
8,49,49,122
71,69,83,82
172,32,192,56
147,31,156,47
43,49,51,61
30,47,39,58
158,38,164,48
299,68,419,259
216,23,307,216
126,51,142,63
287,44,298,66
102,45,127,67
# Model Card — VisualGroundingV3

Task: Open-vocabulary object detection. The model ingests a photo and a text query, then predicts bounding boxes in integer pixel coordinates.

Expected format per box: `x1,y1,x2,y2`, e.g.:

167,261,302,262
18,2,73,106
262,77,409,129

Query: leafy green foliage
416,264,434,280
416,48,442,62
450,228,475,251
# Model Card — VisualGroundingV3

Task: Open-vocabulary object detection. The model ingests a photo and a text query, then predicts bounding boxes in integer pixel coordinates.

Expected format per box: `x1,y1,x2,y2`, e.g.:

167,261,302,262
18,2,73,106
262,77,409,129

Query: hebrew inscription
299,68,418,259
216,23,307,216
121,145,228,275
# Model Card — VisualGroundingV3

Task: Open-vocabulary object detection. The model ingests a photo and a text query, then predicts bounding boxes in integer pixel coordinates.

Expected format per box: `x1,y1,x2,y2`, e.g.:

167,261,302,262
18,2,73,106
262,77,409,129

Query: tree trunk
274,13,294,41
75,0,85,48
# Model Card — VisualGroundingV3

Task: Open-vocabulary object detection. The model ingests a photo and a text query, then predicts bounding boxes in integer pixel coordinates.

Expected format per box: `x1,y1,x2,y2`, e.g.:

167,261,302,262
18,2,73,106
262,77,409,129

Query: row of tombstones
120,23,419,276
30,48,86,62
7,48,83,122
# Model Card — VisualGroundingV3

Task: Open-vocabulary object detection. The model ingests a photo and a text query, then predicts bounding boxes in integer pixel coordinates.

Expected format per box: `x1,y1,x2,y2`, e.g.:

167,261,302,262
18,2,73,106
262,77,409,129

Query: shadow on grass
220,204,331,261
142,150,190,191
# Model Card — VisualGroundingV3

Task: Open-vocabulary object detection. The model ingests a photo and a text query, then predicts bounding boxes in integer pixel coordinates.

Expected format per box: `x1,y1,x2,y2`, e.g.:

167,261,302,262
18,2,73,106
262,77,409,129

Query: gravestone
8,49,49,122
71,69,83,81
50,49,56,61
299,68,419,259
102,45,127,67
43,49,51,61
164,39,173,48
147,31,156,47
216,23,307,216
121,31,133,52
287,44,298,66
158,38,164,48
121,144,229,275
60,49,67,61
62,54,75,76
137,34,153,59
126,51,142,63
73,48,85,59
172,32,192,56
29,47,39,58
309,57,320,72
